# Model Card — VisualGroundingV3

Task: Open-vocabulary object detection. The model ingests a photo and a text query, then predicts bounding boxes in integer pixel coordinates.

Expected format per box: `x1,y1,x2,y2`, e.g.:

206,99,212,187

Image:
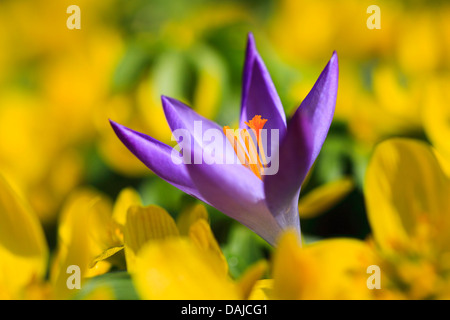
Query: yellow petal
272,230,376,299
87,188,142,268
133,238,239,300
176,203,209,236
237,260,268,300
272,229,312,300
302,238,377,300
84,193,117,253
90,246,124,268
112,188,142,227
124,205,179,272
248,279,273,300
372,64,421,127
50,189,112,299
365,138,450,251
299,177,354,218
396,13,440,74
433,148,450,178
188,219,228,276
423,76,450,163
81,286,115,300
0,174,48,298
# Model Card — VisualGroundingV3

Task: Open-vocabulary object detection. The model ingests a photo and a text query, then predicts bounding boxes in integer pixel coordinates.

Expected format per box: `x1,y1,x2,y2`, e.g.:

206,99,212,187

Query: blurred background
1,0,449,278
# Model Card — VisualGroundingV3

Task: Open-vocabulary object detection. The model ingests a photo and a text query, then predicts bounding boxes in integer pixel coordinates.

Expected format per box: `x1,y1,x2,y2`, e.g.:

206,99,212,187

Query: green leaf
139,177,185,216
74,271,139,300
152,50,190,99
221,224,269,279
112,43,151,92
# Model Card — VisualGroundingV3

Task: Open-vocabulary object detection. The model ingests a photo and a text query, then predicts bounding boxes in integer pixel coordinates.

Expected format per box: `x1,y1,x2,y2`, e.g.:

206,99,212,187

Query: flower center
223,115,268,179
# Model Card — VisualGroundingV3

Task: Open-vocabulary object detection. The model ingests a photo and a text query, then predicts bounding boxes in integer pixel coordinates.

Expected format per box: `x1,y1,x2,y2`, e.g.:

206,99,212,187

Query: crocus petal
295,51,339,167
264,52,338,231
240,33,287,157
264,112,313,233
161,95,241,166
161,95,223,143
109,120,205,202
186,155,283,246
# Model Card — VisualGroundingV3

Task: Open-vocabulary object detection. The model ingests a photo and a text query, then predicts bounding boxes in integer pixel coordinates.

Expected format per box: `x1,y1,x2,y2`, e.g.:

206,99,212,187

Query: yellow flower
0,0,125,222
423,75,450,164
247,279,273,300
270,230,377,300
364,138,450,299
268,0,396,63
0,173,48,299
0,172,142,299
371,64,422,131
0,92,85,223
270,0,450,154
50,187,142,299
125,203,266,299
158,3,249,50
396,11,442,76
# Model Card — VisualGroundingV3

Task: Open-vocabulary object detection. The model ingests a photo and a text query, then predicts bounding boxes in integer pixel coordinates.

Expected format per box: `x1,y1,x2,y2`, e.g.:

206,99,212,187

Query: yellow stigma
223,115,268,180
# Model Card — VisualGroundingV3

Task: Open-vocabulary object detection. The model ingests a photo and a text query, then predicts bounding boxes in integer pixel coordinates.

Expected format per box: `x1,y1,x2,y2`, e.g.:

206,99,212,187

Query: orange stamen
240,129,262,179
223,126,248,167
223,115,268,180
246,115,268,168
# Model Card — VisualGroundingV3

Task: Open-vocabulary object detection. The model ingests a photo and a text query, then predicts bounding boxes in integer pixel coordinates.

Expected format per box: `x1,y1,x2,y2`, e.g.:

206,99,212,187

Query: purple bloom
110,33,338,246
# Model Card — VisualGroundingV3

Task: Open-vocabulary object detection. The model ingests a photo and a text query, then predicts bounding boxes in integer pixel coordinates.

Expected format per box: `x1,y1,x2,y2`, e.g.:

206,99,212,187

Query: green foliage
75,272,139,300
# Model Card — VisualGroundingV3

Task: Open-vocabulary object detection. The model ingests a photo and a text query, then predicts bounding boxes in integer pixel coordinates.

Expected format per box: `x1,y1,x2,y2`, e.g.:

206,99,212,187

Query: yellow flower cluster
2,136,449,299
269,0,450,152
0,0,238,224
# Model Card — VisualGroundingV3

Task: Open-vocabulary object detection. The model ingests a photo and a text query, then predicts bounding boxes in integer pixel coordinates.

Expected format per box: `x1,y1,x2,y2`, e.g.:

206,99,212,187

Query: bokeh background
1,0,450,282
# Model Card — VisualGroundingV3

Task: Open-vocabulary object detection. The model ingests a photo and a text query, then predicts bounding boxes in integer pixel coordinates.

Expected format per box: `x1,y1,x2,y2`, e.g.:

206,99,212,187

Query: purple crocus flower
110,33,338,246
